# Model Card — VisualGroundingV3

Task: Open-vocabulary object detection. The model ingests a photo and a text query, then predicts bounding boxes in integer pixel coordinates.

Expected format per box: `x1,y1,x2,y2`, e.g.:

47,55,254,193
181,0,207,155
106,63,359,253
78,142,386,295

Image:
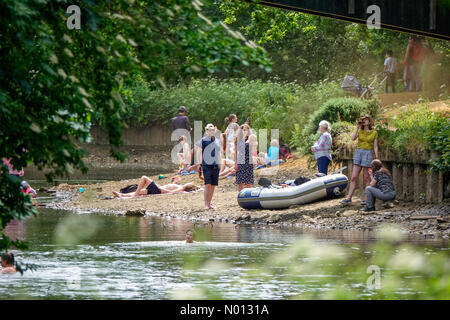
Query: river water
0,192,448,300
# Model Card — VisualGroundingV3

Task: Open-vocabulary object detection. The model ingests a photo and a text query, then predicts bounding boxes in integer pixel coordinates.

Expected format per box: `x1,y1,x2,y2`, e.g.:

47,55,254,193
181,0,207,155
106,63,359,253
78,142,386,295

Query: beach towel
179,170,198,176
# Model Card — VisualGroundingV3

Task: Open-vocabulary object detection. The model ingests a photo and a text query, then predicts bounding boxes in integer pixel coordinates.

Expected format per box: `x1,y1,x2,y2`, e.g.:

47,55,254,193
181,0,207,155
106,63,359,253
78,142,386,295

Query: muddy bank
44,158,450,239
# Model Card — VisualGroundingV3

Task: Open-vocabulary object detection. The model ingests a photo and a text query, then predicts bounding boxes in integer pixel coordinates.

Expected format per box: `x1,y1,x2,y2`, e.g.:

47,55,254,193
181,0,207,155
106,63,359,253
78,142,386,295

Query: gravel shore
43,158,450,239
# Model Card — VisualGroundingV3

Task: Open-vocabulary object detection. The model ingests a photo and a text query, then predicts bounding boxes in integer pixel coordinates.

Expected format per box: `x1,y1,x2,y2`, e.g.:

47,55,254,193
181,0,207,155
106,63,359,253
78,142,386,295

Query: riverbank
46,158,450,239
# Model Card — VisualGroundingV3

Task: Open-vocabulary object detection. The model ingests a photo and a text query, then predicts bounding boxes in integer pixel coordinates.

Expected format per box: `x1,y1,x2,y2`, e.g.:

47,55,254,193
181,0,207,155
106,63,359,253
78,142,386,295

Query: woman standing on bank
224,114,239,160
311,120,332,175
341,115,379,205
234,124,254,191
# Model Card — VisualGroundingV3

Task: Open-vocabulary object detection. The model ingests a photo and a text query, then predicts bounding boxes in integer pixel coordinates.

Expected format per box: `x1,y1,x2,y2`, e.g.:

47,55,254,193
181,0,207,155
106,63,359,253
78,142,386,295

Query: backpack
294,176,311,186
120,184,138,193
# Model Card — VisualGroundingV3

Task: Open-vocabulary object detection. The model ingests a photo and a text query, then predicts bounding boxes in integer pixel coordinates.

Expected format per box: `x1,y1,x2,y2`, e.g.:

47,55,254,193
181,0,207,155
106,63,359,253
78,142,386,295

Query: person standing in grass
197,123,222,210
234,124,254,191
311,120,332,175
341,115,379,205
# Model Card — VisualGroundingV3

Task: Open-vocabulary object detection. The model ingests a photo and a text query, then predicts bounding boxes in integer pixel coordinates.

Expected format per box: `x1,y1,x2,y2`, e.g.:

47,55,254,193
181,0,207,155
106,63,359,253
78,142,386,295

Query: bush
378,106,450,172
292,97,381,155
122,76,345,145
303,97,376,137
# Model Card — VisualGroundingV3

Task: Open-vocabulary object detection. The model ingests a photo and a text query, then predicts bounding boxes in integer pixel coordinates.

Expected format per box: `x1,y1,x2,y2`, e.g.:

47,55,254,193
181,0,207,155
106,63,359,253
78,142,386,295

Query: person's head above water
1,252,14,267
185,229,194,243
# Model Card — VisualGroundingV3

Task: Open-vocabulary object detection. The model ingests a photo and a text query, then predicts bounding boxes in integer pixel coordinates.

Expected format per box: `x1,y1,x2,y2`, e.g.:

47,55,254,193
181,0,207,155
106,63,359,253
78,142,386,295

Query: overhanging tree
0,0,271,251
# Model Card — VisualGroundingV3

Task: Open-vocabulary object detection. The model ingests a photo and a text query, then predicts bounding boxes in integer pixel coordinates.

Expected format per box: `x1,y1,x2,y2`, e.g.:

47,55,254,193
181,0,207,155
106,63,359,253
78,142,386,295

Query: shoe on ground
360,200,367,206
340,199,352,204
361,206,376,212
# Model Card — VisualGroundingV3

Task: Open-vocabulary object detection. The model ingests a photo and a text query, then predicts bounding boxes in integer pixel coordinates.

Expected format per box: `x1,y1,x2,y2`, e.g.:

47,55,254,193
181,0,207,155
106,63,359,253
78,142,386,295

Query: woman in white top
224,114,239,159
311,120,332,175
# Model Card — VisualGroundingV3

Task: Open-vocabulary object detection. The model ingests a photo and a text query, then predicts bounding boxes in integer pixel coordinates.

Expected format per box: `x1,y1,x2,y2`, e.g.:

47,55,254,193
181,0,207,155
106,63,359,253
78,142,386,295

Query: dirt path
44,158,450,239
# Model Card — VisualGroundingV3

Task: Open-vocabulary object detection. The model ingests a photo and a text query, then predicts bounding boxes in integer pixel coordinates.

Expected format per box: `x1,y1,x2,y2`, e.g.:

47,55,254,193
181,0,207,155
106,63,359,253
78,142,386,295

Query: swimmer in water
1,252,17,274
185,229,195,243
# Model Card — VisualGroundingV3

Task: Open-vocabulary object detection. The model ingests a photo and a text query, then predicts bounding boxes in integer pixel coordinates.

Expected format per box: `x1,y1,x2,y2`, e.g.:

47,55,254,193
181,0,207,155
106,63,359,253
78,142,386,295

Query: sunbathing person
113,176,198,198
219,159,236,179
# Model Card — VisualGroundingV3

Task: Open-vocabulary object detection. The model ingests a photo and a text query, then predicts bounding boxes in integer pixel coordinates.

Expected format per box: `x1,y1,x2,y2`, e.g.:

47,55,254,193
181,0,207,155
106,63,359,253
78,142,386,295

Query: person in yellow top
341,115,379,205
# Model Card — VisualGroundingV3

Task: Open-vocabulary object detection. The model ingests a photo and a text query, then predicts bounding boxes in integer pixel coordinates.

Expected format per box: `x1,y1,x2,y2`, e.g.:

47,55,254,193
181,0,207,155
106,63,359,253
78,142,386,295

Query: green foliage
0,166,37,251
291,97,380,155
378,107,450,172
123,77,345,144
0,0,270,253
304,98,367,136
217,1,450,88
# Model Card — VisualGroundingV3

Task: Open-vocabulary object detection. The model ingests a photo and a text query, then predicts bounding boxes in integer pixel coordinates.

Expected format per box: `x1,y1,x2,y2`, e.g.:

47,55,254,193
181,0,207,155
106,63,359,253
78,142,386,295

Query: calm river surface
0,192,448,299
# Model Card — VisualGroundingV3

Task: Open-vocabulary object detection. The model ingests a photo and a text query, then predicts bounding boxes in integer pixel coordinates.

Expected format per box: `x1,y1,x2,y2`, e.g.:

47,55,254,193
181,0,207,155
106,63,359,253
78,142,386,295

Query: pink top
2,158,24,176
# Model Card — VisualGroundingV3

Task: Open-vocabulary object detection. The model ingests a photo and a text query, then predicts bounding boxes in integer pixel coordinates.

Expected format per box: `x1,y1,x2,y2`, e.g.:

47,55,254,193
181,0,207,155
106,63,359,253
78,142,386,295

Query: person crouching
363,159,396,212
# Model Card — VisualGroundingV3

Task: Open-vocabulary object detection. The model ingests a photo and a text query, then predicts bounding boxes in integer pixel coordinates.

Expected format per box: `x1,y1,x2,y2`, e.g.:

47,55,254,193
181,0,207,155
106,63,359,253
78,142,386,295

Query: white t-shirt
384,57,397,74
225,123,239,142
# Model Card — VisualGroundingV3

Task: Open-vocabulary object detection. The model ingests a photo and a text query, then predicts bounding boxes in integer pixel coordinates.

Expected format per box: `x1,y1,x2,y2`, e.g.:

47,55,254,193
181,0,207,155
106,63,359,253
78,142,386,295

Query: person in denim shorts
341,115,379,205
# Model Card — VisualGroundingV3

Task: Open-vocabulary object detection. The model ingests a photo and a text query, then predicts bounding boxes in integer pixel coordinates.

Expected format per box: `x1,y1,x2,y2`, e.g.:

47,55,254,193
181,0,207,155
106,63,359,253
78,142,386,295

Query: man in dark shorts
197,123,222,210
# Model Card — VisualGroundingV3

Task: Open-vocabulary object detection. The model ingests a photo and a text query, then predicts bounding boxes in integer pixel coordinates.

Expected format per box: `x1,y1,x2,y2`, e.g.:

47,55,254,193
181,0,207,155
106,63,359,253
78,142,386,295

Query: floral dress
236,140,254,185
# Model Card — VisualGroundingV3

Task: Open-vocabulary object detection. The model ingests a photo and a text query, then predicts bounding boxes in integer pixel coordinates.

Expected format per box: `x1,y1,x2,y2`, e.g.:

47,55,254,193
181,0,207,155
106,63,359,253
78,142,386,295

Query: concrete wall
90,124,173,146
24,125,179,181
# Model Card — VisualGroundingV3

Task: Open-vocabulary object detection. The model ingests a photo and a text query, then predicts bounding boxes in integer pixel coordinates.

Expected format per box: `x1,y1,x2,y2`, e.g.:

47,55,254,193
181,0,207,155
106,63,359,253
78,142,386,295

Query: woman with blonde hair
341,115,379,205
248,134,258,164
311,120,332,175
265,139,279,166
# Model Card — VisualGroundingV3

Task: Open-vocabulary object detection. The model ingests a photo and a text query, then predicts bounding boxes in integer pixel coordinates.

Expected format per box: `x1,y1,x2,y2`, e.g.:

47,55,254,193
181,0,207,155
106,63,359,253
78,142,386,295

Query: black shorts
202,165,220,186
146,181,161,195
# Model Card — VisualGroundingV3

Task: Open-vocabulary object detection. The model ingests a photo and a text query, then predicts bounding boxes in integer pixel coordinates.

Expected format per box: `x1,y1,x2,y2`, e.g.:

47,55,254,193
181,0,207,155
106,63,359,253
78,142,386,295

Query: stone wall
24,124,179,181
336,147,447,203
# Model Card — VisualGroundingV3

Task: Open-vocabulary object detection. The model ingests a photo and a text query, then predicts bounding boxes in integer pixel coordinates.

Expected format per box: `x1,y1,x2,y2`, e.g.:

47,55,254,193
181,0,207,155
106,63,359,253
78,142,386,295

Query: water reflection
0,205,447,299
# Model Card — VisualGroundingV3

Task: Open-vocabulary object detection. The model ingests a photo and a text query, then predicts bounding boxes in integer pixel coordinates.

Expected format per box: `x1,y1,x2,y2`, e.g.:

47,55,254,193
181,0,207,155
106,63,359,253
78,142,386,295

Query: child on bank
177,135,191,174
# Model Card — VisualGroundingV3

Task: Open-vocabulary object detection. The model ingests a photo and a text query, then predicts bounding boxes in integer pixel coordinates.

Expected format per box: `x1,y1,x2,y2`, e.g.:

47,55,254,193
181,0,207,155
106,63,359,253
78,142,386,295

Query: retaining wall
24,125,177,181
336,147,446,203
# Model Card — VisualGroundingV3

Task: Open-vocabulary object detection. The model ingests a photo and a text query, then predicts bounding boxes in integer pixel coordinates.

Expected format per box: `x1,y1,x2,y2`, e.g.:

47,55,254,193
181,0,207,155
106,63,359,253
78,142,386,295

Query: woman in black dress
234,124,254,191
